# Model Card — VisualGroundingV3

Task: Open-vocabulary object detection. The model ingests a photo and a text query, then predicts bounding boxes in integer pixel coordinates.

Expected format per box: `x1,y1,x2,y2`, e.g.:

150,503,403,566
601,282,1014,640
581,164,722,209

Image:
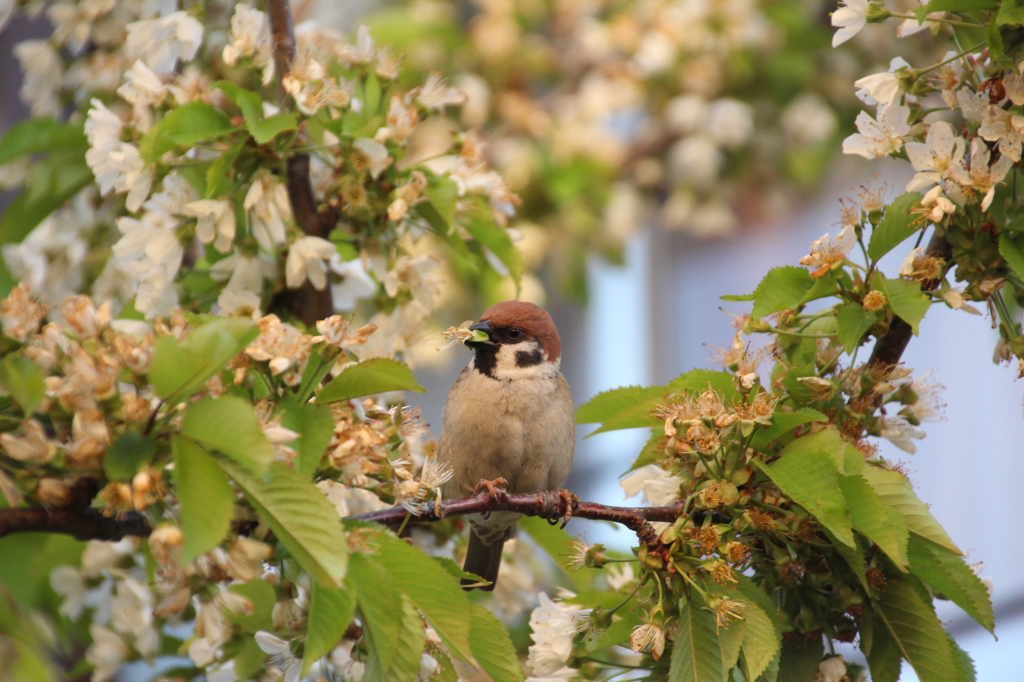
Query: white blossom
329,255,377,311
949,137,1014,211
183,200,236,253
831,0,868,47
842,104,911,159
979,105,1024,163
117,60,166,109
125,11,204,75
14,39,63,116
245,174,292,251
526,592,583,676
905,121,965,192
353,137,392,179
855,57,911,111
285,236,336,289
222,3,271,69
86,624,128,682
620,465,682,506
255,631,302,682
880,415,926,453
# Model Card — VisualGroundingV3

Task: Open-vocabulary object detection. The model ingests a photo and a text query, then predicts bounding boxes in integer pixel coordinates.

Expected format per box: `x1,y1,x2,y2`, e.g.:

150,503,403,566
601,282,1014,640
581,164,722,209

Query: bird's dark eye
507,328,523,340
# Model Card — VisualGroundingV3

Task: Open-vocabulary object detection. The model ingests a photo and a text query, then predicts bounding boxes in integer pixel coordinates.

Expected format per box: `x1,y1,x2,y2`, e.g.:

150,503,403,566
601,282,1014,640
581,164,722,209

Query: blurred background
1,0,1020,678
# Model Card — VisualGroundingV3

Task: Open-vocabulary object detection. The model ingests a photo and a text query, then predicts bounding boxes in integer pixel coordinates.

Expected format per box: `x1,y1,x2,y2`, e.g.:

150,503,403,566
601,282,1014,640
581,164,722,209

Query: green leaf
719,617,746,675
875,578,958,682
753,433,855,548
835,302,877,354
907,535,994,633
868,192,923,261
667,369,739,398
469,604,525,682
181,396,274,475
733,576,781,681
317,357,424,403
883,278,931,335
998,0,1024,25
103,430,157,482
303,582,356,676
364,72,383,115
205,142,242,199
371,531,474,663
839,474,909,570
464,203,524,290
924,0,996,13
139,102,234,162
588,608,643,651
668,596,724,682
721,293,755,302
349,552,402,675
519,515,599,590
233,637,266,680
279,396,335,476
227,579,276,632
296,347,339,404
576,385,666,424
149,318,257,403
0,118,86,165
862,611,902,682
220,460,348,587
776,638,823,682
578,370,736,437
998,232,1024,281
172,437,235,564
948,632,977,682
0,355,44,415
750,267,814,321
860,466,961,555
748,408,827,450
423,175,459,231
213,81,297,144
0,154,92,246
383,594,426,682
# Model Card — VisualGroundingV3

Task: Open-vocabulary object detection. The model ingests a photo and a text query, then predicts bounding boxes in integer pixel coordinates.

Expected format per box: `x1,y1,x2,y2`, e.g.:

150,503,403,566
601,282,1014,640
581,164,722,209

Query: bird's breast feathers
439,362,574,494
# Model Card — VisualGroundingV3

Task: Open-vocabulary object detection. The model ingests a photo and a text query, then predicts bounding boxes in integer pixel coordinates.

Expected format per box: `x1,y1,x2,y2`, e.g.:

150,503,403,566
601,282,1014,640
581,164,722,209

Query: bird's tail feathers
462,532,504,592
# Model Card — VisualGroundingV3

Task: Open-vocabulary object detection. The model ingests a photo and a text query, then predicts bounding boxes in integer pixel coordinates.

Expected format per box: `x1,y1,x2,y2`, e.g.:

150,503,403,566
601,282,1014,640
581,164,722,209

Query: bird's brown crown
481,301,561,362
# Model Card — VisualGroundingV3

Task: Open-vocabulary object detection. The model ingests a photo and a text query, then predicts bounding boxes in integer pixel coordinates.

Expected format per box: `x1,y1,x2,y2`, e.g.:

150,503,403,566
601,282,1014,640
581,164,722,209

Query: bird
437,300,576,591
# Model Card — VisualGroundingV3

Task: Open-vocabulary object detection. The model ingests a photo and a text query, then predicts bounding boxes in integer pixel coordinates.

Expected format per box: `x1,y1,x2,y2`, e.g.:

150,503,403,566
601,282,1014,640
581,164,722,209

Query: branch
0,507,152,541
0,475,153,541
266,0,333,326
347,489,685,547
867,231,952,369
0,483,688,547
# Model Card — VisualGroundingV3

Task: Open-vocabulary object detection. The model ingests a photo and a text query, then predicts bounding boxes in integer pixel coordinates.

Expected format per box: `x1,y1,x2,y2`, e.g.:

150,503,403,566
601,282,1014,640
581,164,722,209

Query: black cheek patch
474,345,499,379
515,348,544,367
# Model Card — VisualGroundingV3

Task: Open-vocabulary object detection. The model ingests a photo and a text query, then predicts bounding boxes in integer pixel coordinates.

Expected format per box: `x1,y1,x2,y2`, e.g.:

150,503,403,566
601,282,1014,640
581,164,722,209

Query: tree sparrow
438,301,576,591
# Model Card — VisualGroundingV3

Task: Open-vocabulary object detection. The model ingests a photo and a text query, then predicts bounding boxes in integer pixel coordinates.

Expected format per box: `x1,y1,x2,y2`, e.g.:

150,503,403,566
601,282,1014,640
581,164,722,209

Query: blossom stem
606,579,646,618
887,13,983,29
915,42,985,78
585,658,648,670
767,326,834,339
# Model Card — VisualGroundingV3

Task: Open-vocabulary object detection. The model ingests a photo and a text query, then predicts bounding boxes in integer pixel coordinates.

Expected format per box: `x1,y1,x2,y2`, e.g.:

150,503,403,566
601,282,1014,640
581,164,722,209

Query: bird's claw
557,489,578,529
473,478,510,505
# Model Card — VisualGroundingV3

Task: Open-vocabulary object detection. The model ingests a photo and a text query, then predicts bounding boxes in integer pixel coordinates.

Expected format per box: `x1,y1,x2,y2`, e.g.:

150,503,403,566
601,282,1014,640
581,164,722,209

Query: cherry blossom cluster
834,0,1024,366
2,1,520,368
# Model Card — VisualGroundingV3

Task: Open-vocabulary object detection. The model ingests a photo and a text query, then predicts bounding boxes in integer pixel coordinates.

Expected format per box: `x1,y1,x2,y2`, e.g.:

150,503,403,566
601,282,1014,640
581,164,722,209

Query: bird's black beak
465,320,495,347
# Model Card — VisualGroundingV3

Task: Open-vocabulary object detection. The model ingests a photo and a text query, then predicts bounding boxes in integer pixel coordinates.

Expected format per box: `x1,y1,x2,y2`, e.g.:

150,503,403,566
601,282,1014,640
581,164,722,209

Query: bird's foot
473,478,510,505
556,489,578,528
